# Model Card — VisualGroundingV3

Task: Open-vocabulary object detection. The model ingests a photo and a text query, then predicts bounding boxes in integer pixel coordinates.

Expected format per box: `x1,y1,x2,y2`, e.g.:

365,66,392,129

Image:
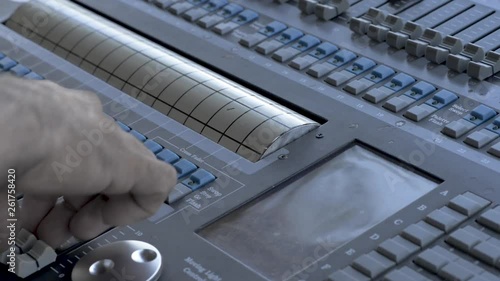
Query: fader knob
315,0,349,20
298,0,317,14
72,240,163,281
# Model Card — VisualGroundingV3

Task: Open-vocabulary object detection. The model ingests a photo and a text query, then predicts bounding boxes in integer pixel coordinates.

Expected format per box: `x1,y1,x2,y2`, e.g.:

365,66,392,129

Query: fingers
70,151,177,231
34,195,94,248
4,77,177,245
69,195,112,241
19,195,58,233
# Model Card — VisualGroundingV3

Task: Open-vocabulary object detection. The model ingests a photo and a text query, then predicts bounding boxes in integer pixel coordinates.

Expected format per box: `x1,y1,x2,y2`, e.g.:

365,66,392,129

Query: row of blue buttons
0,52,44,79
115,119,216,192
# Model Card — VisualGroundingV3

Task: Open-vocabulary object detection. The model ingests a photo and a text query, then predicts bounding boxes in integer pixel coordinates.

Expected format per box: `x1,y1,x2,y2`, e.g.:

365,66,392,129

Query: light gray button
328,266,370,281
16,254,38,278
168,183,193,204
344,79,374,95
383,95,415,112
352,251,395,278
197,15,224,28
471,237,500,265
425,206,466,233
239,33,267,48
272,47,301,62
404,104,437,122
464,129,499,148
168,2,193,15
402,221,444,247
425,46,450,64
255,40,284,55
447,54,472,73
448,192,490,216
213,22,240,35
386,32,409,49
377,235,419,263
442,119,477,138
414,246,458,273
350,17,372,35
383,266,430,281
147,203,175,223
363,87,394,104
437,260,477,281
488,142,500,158
298,0,317,15
477,206,500,233
325,71,356,86
27,240,57,268
289,55,318,70
446,226,489,252
153,0,177,9
315,0,349,21
16,228,37,253
367,24,390,42
182,8,208,22
467,49,500,80
306,62,337,78
406,40,429,57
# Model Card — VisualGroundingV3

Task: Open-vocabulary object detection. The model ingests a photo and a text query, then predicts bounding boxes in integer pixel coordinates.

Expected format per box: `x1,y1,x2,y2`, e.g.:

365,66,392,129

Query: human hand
0,75,177,251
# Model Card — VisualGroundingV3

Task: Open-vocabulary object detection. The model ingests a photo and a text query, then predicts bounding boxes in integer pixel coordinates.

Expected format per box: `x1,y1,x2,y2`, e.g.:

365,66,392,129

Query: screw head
315,133,324,139
278,154,288,160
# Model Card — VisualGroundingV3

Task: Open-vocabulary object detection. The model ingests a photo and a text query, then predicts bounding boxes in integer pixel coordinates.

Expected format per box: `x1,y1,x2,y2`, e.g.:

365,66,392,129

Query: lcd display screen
199,145,440,281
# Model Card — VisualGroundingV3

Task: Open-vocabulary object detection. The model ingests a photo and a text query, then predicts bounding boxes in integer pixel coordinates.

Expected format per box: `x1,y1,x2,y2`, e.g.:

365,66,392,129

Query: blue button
327,49,356,66
157,149,180,164
426,90,458,109
259,21,287,37
275,28,304,44
292,34,320,51
116,121,131,132
486,118,500,135
173,159,198,178
182,169,216,191
404,81,436,100
144,140,163,154
130,130,147,142
464,105,497,125
9,64,31,77
232,10,258,24
0,57,17,71
347,57,376,74
203,0,228,11
384,73,415,91
23,72,44,80
365,65,395,82
309,42,338,59
218,4,243,18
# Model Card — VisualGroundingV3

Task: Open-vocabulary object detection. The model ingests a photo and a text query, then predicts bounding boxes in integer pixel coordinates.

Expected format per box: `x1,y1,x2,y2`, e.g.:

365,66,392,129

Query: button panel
329,191,498,281
112,117,217,204
141,0,500,161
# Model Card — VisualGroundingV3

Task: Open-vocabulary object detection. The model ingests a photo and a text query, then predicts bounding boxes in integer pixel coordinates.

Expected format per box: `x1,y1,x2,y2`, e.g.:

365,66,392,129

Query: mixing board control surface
0,0,499,280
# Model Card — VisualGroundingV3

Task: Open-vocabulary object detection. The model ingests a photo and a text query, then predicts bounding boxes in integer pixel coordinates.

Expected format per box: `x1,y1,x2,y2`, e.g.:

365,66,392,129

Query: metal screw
316,133,324,139
278,154,288,160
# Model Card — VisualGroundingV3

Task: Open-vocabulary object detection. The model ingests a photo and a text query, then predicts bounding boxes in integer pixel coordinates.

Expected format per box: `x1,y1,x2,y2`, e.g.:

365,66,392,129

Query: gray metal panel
0,0,499,280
